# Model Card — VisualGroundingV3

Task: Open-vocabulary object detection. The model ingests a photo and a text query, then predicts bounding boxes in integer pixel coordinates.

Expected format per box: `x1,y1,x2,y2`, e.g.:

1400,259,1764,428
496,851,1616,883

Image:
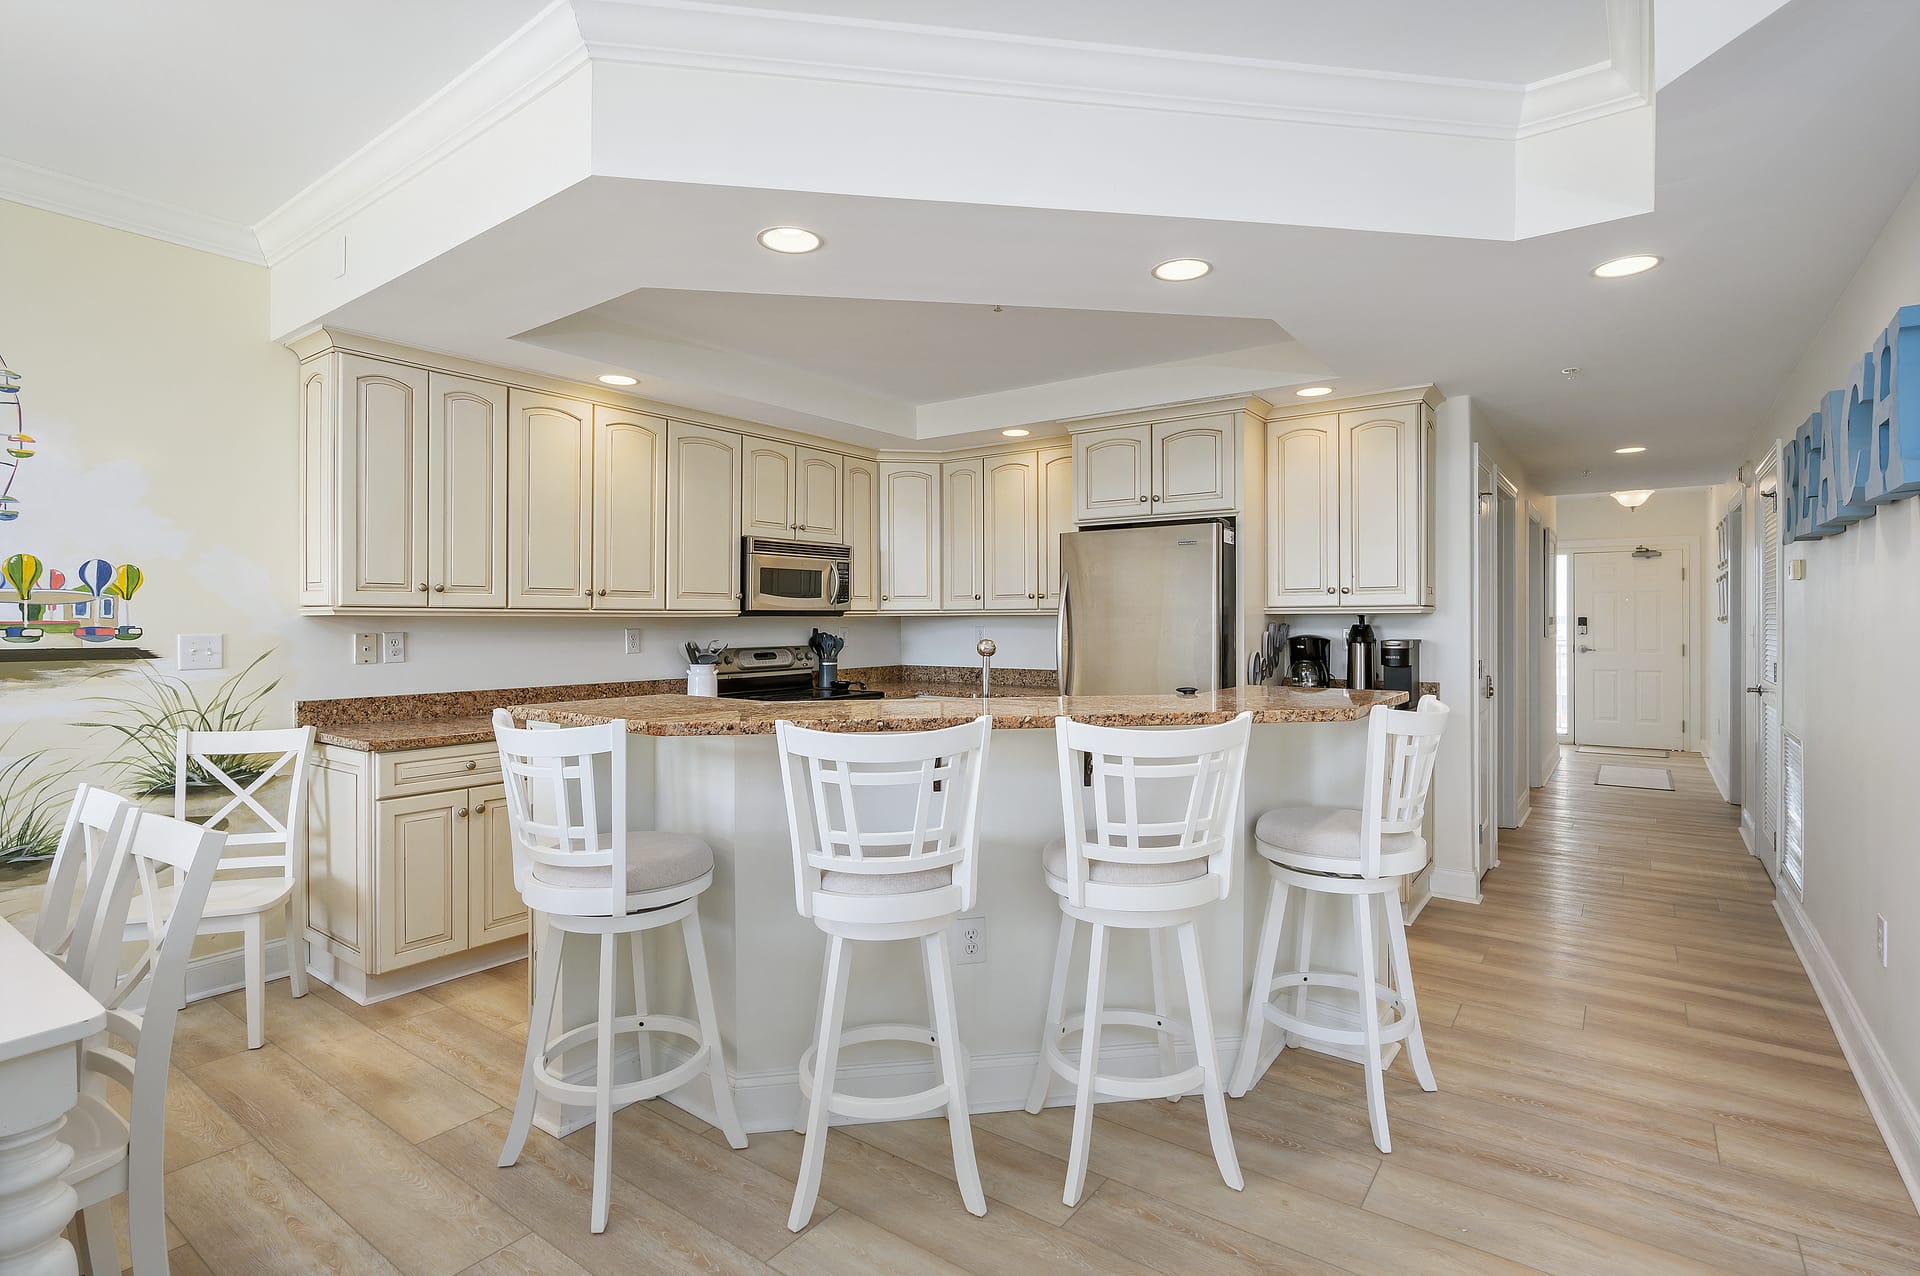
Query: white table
0,919,105,1276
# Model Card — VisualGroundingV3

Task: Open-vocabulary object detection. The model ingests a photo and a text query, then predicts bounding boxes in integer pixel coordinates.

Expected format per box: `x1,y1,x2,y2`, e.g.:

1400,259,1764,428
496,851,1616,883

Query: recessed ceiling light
1151,258,1212,282
1614,445,1647,454
757,226,823,254
597,374,638,386
1295,386,1334,398
1592,254,1661,278
1001,428,1031,438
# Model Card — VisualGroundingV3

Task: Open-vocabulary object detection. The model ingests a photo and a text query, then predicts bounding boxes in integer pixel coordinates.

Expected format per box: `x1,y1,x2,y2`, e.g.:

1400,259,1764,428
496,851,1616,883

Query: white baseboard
1705,749,1730,803
1406,872,1434,923
1739,809,1757,857
307,942,526,1005
183,937,292,1003
1775,891,1920,1212
1429,867,1483,905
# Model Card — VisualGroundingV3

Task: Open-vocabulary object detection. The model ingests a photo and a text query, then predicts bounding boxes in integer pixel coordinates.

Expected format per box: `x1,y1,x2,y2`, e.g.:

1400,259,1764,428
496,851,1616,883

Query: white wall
1554,486,1715,754
1725,165,1920,1200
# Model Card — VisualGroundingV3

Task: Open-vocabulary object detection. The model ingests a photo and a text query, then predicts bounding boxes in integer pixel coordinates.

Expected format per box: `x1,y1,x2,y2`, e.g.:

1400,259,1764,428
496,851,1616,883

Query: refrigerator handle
1056,574,1071,696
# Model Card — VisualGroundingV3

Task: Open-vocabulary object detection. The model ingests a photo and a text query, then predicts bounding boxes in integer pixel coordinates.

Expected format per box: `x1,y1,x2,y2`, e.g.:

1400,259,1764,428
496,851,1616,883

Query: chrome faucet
977,637,996,700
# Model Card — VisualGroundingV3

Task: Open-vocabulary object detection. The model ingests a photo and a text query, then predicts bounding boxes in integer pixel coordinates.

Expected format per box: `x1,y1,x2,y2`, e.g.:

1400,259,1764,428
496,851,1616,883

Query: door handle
1056,574,1071,694
1746,685,1769,694
1577,645,1595,653
1484,676,1495,700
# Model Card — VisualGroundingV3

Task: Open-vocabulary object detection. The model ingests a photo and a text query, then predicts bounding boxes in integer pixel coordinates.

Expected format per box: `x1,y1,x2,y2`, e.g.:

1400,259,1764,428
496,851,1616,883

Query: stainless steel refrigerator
1056,519,1236,695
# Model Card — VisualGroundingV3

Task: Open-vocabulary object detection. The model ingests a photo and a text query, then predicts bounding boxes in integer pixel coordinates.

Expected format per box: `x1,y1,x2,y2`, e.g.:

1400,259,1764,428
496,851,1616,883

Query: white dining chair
1023,712,1253,1207
32,783,134,971
1229,695,1450,1153
64,807,227,1276
491,709,746,1235
122,726,316,1049
775,715,993,1233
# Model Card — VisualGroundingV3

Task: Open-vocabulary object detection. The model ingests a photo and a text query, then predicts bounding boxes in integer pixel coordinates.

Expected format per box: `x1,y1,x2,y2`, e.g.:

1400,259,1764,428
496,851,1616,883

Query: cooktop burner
721,685,885,702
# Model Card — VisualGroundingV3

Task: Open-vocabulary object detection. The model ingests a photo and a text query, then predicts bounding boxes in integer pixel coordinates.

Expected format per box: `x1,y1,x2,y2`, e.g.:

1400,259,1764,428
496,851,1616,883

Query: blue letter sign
1789,305,1920,541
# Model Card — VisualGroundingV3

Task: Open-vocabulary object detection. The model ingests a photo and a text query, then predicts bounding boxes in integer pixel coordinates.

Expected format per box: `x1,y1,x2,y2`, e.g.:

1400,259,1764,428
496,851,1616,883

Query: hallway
139,749,1920,1274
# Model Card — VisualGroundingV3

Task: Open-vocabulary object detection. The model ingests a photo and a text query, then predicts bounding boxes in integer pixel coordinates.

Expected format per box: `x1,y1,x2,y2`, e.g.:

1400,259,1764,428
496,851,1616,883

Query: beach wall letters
1785,305,1920,541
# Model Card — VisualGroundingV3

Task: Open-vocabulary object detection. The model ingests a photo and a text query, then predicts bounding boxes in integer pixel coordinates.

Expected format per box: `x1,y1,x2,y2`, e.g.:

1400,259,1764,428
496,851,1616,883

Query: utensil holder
687,664,718,697
816,659,838,690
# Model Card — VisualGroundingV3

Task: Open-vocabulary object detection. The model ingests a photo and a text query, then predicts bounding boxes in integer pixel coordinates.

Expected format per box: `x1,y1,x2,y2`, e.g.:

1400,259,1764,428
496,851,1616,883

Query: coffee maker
1379,638,1422,706
1286,635,1331,688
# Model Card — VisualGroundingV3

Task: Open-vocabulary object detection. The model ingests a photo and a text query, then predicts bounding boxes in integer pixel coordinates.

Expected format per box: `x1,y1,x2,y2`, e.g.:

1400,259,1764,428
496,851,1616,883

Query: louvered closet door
1755,477,1784,880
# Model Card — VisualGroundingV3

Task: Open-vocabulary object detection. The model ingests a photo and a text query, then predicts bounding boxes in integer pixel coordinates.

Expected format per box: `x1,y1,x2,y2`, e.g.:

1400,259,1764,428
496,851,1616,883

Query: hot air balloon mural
3,551,44,643
104,563,143,640
0,551,157,655
73,556,116,640
0,356,27,523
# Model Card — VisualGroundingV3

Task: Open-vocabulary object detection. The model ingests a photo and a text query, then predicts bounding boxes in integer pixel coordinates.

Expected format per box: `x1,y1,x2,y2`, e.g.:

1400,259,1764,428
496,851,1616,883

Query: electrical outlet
1877,915,1889,968
381,631,407,664
177,633,224,671
352,632,379,666
952,914,986,965
623,628,644,655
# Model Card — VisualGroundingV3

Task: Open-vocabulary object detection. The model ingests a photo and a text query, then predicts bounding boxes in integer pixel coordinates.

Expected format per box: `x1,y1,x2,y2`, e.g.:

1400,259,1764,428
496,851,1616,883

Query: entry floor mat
1595,764,1675,791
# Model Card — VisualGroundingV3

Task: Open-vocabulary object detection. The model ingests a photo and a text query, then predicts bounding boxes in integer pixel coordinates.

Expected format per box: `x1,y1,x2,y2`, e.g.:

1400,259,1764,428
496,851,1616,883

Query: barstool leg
1291,887,1317,1044
790,934,851,1232
630,928,650,1081
1229,873,1287,1097
591,931,618,1232
1352,893,1391,1154
682,908,748,1148
924,930,986,1216
1382,889,1436,1092
1063,921,1110,1208
1148,928,1180,1100
1024,912,1075,1114
1175,921,1243,1190
500,921,563,1169
796,941,832,1134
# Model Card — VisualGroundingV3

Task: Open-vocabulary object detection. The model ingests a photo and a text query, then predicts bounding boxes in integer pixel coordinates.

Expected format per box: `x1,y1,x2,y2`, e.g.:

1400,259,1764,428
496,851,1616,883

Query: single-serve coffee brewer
1286,635,1331,688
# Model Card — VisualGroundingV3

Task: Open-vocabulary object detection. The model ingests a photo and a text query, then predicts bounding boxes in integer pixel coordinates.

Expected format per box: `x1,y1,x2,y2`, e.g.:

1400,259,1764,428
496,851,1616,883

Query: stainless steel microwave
741,537,853,614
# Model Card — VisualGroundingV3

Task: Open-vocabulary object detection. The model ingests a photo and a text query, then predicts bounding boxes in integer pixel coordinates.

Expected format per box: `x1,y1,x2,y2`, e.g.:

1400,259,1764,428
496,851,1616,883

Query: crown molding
252,0,590,264
0,154,262,263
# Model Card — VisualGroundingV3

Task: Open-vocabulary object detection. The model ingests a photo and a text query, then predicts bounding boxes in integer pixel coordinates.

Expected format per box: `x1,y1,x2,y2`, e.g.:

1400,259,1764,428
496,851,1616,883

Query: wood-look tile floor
141,747,1919,1274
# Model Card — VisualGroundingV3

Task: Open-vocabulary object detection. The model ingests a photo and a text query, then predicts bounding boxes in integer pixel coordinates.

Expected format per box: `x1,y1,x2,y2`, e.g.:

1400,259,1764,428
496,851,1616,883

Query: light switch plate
352,633,380,666
623,628,644,655
381,631,408,664
177,633,224,671
1789,559,1806,580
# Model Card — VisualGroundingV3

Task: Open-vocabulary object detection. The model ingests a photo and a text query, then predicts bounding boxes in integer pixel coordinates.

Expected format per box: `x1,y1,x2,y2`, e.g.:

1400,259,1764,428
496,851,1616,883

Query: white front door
1572,549,1687,749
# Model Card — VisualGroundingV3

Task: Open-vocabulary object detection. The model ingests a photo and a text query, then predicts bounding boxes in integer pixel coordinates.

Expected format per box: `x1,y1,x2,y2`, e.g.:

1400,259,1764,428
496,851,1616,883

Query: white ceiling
684,0,1613,84
0,0,549,226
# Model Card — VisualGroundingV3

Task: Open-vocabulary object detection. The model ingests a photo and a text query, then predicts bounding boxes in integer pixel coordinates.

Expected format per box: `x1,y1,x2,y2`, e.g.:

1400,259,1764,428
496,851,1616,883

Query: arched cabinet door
1341,404,1425,609
1266,414,1340,610
428,373,508,609
1073,425,1151,522
593,408,666,611
508,389,593,609
339,355,429,607
666,421,744,611
879,461,940,611
1150,413,1236,515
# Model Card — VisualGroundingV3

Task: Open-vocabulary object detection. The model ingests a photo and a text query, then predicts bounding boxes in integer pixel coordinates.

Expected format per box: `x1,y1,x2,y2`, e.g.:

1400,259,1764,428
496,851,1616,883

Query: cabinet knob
473,802,486,815
597,589,607,596
882,594,890,601
417,583,428,592
1028,593,1036,599
1326,587,1336,594
1341,586,1351,594
1138,495,1148,503
1151,494,1160,502
456,807,468,818
433,584,445,593
464,760,477,771
975,593,982,601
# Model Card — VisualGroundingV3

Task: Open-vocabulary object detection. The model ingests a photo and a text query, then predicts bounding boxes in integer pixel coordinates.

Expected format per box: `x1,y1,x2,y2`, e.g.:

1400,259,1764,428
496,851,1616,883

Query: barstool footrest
531,1013,710,1106
797,1022,970,1121
1042,1008,1204,1100
1259,971,1413,1048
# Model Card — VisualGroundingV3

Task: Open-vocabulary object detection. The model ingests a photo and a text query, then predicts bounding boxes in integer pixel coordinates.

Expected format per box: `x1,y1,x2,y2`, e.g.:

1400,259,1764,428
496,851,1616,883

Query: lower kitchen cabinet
306,741,527,999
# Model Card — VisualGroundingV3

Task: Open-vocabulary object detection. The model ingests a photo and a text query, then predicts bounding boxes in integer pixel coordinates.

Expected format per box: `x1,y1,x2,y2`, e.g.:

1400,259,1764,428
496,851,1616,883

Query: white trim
0,155,261,263
1776,891,1920,1212
1704,747,1731,803
182,938,291,1004
1430,867,1484,905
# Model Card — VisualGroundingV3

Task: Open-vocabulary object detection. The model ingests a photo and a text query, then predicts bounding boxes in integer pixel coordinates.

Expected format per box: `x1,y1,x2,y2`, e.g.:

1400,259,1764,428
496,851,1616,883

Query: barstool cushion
1253,805,1426,877
819,863,954,895
529,830,714,893
1042,838,1207,886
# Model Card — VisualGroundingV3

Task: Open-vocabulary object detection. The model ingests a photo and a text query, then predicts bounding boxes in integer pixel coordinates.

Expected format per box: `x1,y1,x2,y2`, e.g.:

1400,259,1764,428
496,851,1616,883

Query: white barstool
775,715,993,1233
1228,695,1450,1153
491,709,746,1234
1024,712,1253,1207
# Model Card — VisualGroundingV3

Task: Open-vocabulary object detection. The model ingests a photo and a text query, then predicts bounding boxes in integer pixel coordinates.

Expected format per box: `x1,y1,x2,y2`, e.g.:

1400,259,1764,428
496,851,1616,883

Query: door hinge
1682,643,1687,656
1682,719,1688,734
1682,567,1687,580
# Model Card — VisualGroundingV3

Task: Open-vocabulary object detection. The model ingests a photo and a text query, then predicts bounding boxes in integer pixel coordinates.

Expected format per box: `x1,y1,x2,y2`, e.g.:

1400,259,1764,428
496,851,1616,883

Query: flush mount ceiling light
757,226,823,254
597,374,638,386
1294,386,1334,398
1151,258,1212,282
1614,445,1647,454
1592,254,1661,279
1611,489,1655,509
1000,428,1031,438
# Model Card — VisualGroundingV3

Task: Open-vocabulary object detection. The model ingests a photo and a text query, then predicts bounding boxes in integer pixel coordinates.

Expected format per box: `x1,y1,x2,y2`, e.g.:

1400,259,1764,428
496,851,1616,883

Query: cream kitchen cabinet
1073,411,1237,522
982,453,1037,608
299,353,511,609
508,389,593,610
306,742,526,1000
843,456,880,611
743,440,845,544
941,459,987,610
879,461,940,611
1265,395,1435,613
592,407,666,611
666,421,744,611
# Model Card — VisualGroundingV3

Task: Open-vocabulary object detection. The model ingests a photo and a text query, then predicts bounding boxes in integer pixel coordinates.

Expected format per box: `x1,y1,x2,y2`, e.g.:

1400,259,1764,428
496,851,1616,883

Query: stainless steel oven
741,537,852,614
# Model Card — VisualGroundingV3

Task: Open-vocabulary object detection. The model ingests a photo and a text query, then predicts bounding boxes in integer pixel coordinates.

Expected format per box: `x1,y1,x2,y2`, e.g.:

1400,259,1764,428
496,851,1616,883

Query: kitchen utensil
1286,635,1331,688
687,664,718,697
1345,614,1378,691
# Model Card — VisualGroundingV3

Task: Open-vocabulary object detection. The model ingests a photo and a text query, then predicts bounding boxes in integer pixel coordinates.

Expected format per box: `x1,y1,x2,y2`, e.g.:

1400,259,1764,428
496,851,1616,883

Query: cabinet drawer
377,743,500,797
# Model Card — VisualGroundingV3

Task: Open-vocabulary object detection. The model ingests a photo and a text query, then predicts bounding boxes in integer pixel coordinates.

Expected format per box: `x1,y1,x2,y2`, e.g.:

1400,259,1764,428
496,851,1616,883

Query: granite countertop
513,684,1405,737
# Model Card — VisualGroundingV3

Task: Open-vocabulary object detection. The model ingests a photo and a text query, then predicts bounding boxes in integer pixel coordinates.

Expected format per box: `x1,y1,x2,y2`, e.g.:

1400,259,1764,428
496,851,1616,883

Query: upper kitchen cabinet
941,458,986,610
843,457,880,611
299,350,511,610
1038,444,1073,605
982,452,1037,608
507,390,594,610
592,407,666,611
1265,390,1438,613
743,439,846,543
879,461,940,611
1072,408,1239,522
666,420,743,611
